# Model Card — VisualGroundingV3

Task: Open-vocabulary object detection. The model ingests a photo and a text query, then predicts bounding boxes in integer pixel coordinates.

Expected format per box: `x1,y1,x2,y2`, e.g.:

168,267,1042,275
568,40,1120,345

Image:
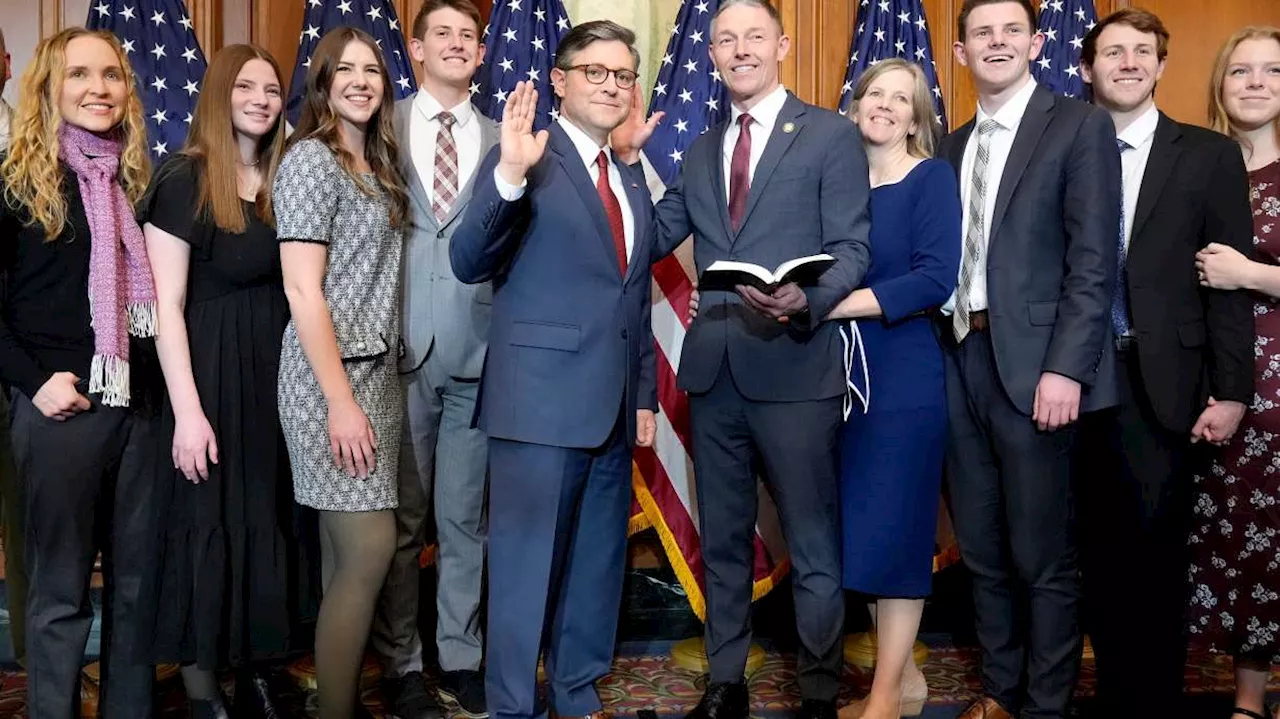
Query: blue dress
839,158,961,598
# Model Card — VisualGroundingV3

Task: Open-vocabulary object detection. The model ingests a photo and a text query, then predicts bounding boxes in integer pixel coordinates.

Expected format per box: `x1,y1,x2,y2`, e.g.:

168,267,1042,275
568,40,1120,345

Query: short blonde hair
849,59,941,159
1207,26,1280,151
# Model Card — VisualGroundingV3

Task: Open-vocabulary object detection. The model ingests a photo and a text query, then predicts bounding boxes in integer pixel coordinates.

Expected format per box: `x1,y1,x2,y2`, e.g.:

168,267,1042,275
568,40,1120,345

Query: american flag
472,0,570,130
839,0,947,129
631,0,787,621
1031,0,1097,98
87,0,207,160
286,0,417,125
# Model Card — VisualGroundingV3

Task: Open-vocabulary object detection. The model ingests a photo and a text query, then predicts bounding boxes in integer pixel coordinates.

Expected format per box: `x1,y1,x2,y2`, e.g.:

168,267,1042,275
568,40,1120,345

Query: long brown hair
287,27,408,228
1208,26,1280,153
178,44,287,233
1,28,150,240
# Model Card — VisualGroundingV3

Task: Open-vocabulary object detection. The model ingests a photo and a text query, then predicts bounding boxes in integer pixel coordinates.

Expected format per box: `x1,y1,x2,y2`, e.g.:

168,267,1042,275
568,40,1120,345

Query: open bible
696,254,836,293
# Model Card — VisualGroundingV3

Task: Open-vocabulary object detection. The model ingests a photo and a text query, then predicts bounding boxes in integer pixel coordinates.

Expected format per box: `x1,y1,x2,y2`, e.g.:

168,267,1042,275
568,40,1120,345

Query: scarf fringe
127,300,157,337
89,354,131,408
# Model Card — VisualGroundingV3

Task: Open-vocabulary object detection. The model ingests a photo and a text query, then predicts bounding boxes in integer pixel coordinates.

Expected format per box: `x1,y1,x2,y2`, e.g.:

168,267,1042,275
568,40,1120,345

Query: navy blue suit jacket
450,123,657,449
651,92,872,401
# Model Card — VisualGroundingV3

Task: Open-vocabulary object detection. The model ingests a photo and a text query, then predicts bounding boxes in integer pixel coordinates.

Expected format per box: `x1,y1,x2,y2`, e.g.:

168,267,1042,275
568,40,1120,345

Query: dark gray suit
937,84,1121,718
652,91,870,701
372,95,498,678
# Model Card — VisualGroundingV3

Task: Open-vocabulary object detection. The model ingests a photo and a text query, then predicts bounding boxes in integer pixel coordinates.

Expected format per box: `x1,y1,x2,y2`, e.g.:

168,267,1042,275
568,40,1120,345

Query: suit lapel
438,112,500,228
550,123,623,274
1130,113,1181,240
618,159,649,283
945,121,973,175
397,95,441,232
990,86,1055,241
708,118,733,238
735,94,805,237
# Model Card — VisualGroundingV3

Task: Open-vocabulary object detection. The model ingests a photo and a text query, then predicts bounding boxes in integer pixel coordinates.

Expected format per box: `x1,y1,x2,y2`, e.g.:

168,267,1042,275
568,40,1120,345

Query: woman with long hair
0,27,160,718
272,27,409,719
136,44,294,719
1189,25,1280,719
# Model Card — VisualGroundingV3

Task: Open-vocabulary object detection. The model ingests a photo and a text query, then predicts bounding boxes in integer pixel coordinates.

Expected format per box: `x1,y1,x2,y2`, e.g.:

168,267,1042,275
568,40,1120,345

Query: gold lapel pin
783,122,795,133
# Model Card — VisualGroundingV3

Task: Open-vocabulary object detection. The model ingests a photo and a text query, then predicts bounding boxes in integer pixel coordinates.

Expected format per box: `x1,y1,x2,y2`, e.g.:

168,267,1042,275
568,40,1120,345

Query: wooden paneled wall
25,0,1280,128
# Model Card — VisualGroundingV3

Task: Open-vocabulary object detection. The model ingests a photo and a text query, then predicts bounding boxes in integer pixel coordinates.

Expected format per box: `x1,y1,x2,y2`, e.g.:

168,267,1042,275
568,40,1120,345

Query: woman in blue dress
686,57,960,719
829,58,960,719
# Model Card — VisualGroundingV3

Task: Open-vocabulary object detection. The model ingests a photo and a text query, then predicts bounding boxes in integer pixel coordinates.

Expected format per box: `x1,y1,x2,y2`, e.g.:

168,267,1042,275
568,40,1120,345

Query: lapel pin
783,122,795,134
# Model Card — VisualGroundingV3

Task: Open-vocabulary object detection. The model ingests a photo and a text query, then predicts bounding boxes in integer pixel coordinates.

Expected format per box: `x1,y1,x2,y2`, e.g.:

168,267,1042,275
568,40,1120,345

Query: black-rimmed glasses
567,64,638,89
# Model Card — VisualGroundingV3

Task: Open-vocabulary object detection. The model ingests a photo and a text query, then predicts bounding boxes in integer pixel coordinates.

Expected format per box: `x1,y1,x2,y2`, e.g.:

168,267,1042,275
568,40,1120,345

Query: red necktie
595,151,628,276
728,113,753,232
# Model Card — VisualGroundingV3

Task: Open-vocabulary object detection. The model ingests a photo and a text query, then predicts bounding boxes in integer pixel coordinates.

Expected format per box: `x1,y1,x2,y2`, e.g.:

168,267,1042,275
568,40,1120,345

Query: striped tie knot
437,111,456,128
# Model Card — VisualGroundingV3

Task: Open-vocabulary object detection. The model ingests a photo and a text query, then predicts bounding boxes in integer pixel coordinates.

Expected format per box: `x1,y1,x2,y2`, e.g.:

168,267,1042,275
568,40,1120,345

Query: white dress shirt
410,90,481,207
945,77,1039,315
1117,104,1160,252
0,99,12,151
723,84,789,201
494,116,636,261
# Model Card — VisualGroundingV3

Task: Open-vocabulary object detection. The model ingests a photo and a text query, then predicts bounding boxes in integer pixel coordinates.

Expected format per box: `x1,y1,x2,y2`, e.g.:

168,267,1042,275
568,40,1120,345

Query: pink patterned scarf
58,123,156,407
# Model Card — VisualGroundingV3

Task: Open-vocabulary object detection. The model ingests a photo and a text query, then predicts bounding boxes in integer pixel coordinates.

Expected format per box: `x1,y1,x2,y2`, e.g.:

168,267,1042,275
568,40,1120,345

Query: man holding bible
614,2,870,718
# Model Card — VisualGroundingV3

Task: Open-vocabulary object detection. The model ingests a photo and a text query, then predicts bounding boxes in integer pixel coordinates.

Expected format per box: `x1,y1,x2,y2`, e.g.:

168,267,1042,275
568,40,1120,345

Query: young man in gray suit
938,1,1121,717
373,2,498,717
615,2,871,718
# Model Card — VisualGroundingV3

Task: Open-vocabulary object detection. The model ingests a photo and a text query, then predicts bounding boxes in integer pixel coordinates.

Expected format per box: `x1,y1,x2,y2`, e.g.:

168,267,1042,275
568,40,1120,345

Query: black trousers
943,331,1080,719
1077,348,1192,718
689,362,844,702
9,391,157,719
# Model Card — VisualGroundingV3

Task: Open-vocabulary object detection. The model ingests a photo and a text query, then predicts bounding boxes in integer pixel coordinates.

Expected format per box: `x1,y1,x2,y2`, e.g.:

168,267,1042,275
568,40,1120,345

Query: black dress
139,157,295,668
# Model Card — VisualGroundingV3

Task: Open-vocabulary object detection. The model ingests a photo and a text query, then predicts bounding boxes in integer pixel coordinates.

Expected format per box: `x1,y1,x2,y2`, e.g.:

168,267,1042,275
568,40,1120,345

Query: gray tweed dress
273,138,403,512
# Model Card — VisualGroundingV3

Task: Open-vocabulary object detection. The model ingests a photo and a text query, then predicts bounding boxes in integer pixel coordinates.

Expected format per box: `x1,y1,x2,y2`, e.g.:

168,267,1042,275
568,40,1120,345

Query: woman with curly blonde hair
0,26,161,719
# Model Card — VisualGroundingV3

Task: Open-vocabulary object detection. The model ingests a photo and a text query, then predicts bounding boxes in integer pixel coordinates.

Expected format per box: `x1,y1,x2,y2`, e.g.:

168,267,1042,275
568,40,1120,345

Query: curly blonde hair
1,28,151,240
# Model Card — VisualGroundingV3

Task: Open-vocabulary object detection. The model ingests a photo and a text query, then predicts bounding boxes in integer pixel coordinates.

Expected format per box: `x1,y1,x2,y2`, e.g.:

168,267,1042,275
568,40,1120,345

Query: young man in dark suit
938,1,1122,717
614,2,871,717
1077,9,1254,717
450,20,658,719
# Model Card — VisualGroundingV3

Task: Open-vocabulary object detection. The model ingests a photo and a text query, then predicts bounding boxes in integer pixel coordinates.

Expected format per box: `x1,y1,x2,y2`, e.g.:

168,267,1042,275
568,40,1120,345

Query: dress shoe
957,696,1013,719
383,670,445,719
439,669,488,718
685,681,749,719
837,674,928,719
797,699,837,719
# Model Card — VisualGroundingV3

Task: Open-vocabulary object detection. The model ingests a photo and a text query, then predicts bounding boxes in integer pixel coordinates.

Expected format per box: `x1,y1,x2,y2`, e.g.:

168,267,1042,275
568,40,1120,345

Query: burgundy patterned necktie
595,151,628,277
432,111,458,224
728,113,754,232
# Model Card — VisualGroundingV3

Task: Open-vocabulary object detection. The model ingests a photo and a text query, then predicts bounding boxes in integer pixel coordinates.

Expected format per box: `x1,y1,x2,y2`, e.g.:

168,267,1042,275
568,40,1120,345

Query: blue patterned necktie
1112,138,1133,337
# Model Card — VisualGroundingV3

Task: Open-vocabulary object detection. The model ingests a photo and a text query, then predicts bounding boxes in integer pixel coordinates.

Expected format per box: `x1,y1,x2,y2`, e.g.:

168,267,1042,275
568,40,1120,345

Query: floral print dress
1188,158,1280,662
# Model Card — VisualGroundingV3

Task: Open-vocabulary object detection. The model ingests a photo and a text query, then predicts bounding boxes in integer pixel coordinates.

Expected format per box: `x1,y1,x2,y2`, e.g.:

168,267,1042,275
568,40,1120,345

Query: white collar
1117,104,1160,150
413,90,474,127
729,84,789,132
975,76,1038,133
557,115,612,169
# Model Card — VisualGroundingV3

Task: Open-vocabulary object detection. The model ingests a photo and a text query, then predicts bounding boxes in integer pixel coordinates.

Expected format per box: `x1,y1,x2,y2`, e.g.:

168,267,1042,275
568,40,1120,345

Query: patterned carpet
0,643,1275,718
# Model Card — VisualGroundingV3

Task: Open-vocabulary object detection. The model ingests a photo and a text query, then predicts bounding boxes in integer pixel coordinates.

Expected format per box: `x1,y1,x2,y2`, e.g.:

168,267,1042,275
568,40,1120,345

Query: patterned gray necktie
954,119,1002,343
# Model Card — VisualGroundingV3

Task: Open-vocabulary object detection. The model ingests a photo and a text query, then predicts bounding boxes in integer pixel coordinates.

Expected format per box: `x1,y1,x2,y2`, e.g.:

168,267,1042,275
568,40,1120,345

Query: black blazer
652,92,872,402
938,85,1122,415
1122,113,1254,433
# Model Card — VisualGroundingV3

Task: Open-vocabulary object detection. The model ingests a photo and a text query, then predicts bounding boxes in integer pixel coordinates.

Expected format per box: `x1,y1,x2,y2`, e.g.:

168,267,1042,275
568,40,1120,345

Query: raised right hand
498,80,550,184
173,411,219,483
329,397,377,479
32,371,91,421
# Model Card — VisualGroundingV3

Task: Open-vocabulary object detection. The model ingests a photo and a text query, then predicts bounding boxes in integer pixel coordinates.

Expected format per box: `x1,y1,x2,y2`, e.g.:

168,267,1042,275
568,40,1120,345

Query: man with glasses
450,20,658,719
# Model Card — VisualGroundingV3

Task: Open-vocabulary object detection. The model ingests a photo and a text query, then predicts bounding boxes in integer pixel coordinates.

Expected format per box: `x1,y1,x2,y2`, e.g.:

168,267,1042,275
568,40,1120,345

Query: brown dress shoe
957,697,1012,719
